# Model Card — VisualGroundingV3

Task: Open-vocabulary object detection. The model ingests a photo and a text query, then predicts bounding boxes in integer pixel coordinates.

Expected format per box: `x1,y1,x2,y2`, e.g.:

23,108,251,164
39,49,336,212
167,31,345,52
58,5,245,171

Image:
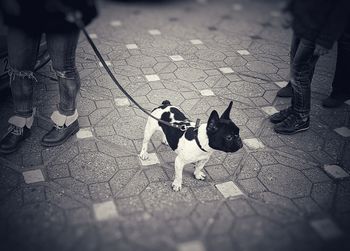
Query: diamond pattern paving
1,0,350,250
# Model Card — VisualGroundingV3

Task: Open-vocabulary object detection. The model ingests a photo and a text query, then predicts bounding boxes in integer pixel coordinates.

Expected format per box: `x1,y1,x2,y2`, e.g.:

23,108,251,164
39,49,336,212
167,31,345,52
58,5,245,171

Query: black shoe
41,120,79,147
322,95,348,108
277,82,293,97
274,114,310,135
0,125,31,154
269,107,293,124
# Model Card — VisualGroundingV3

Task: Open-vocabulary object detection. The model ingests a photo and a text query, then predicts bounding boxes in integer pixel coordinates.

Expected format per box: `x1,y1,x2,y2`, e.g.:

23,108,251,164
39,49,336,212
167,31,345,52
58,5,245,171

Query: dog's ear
207,110,220,133
220,101,233,120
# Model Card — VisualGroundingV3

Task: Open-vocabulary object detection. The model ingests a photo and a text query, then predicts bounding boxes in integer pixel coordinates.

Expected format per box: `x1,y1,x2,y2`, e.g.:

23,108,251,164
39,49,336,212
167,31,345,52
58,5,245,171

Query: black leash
70,13,193,132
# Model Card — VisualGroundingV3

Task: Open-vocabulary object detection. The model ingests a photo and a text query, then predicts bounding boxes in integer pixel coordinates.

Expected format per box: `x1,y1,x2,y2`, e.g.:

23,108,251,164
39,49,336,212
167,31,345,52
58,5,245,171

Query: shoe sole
40,126,80,147
274,126,310,135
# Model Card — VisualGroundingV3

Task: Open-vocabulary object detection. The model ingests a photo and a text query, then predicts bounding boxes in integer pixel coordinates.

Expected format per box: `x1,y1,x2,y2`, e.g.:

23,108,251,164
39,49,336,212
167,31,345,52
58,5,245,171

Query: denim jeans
331,23,350,98
290,34,319,118
7,26,81,118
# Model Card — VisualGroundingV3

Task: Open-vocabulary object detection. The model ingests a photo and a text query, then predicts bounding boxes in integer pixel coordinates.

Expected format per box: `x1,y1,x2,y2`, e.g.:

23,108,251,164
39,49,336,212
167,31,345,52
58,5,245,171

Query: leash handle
69,13,190,131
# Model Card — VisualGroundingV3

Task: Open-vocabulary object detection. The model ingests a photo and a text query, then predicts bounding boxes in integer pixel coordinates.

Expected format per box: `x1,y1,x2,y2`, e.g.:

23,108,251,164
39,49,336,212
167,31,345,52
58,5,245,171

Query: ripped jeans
7,26,81,118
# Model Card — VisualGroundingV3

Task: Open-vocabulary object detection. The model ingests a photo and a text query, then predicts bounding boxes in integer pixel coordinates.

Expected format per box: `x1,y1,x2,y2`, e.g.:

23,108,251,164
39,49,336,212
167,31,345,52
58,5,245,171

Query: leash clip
179,124,188,132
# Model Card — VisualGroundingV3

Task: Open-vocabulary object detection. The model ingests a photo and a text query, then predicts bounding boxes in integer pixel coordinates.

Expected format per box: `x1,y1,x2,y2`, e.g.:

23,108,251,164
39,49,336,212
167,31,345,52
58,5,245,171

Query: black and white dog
139,100,243,191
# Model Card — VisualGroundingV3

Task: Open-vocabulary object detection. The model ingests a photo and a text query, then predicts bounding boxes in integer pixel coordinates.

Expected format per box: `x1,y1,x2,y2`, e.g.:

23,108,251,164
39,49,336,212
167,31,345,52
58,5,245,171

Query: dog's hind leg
139,118,157,160
194,158,209,180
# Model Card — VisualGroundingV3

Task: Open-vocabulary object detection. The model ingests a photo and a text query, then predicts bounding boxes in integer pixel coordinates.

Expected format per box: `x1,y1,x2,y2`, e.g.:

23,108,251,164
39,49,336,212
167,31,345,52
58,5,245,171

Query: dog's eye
225,135,233,141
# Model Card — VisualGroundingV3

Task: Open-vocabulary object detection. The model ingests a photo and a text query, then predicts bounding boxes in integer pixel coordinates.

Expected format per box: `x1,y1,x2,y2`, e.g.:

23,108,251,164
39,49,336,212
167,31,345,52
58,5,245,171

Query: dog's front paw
139,151,149,160
172,180,182,192
194,171,206,180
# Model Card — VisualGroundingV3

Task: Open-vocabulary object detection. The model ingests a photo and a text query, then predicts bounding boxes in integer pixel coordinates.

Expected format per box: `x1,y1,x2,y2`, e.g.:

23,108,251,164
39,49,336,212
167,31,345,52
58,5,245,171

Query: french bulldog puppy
139,100,243,191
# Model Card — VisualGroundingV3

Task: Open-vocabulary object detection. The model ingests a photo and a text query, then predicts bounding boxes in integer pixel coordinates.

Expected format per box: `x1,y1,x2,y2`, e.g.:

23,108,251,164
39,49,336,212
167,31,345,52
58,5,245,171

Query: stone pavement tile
139,153,160,166
251,151,277,166
145,74,160,82
78,140,97,153
76,128,93,139
177,240,206,251
89,182,113,202
238,178,267,194
23,169,45,184
261,106,278,115
116,155,141,170
334,127,350,137
293,197,322,215
190,39,203,45
205,165,230,181
219,67,234,74
170,55,184,62
95,100,113,108
237,49,250,55
93,200,118,221
144,166,169,182
66,207,92,225
243,138,265,150
302,168,331,183
114,98,130,107
345,99,350,105
215,181,244,199
78,116,91,127
126,44,138,50
95,126,115,137
311,181,337,210
115,196,145,215
275,81,289,88
110,20,122,27
226,198,256,217
47,164,70,179
99,61,112,67
192,185,222,201
323,164,349,179
259,164,312,199
23,186,46,204
148,29,161,35
310,218,343,240
200,89,215,96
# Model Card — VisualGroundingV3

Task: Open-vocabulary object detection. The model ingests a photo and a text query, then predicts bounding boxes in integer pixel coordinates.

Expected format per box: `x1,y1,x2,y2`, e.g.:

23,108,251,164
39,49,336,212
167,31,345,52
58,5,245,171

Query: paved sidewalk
1,0,350,250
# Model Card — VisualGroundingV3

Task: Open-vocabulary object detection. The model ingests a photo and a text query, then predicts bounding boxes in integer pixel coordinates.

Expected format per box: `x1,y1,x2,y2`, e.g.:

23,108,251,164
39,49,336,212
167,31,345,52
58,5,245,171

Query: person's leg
0,27,40,154
323,23,350,108
274,38,318,134
271,34,300,123
41,29,81,147
277,35,301,97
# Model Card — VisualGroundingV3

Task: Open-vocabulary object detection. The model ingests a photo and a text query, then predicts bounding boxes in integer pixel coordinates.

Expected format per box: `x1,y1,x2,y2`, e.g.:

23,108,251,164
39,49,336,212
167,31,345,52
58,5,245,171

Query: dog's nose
238,138,243,148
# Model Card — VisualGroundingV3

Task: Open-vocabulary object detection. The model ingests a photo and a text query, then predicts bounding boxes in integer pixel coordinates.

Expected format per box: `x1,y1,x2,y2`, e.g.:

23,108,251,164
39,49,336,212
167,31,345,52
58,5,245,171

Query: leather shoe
41,120,79,147
0,125,31,154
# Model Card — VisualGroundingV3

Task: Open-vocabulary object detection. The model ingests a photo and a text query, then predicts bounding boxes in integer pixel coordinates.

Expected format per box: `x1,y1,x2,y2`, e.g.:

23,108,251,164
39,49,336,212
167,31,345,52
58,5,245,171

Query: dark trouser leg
331,25,350,98
41,29,80,147
277,35,300,98
7,27,40,118
290,38,319,118
46,29,80,117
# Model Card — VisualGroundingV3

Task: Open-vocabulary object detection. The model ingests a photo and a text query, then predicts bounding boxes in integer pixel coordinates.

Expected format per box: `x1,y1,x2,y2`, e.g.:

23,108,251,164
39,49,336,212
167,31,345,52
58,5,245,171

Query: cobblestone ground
1,0,350,250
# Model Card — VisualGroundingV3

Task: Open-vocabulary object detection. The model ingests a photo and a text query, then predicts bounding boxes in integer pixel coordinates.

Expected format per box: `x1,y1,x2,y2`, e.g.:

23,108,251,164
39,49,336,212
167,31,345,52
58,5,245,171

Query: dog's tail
152,100,172,112
161,100,171,107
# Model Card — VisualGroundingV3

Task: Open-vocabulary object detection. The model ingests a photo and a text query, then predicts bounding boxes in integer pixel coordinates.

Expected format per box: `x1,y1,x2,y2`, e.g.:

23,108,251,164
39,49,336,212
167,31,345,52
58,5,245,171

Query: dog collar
194,129,207,153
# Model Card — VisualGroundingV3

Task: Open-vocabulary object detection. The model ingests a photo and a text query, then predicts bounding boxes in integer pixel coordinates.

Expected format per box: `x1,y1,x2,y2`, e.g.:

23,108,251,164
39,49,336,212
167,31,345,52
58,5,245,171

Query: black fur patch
184,127,196,141
170,107,188,121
